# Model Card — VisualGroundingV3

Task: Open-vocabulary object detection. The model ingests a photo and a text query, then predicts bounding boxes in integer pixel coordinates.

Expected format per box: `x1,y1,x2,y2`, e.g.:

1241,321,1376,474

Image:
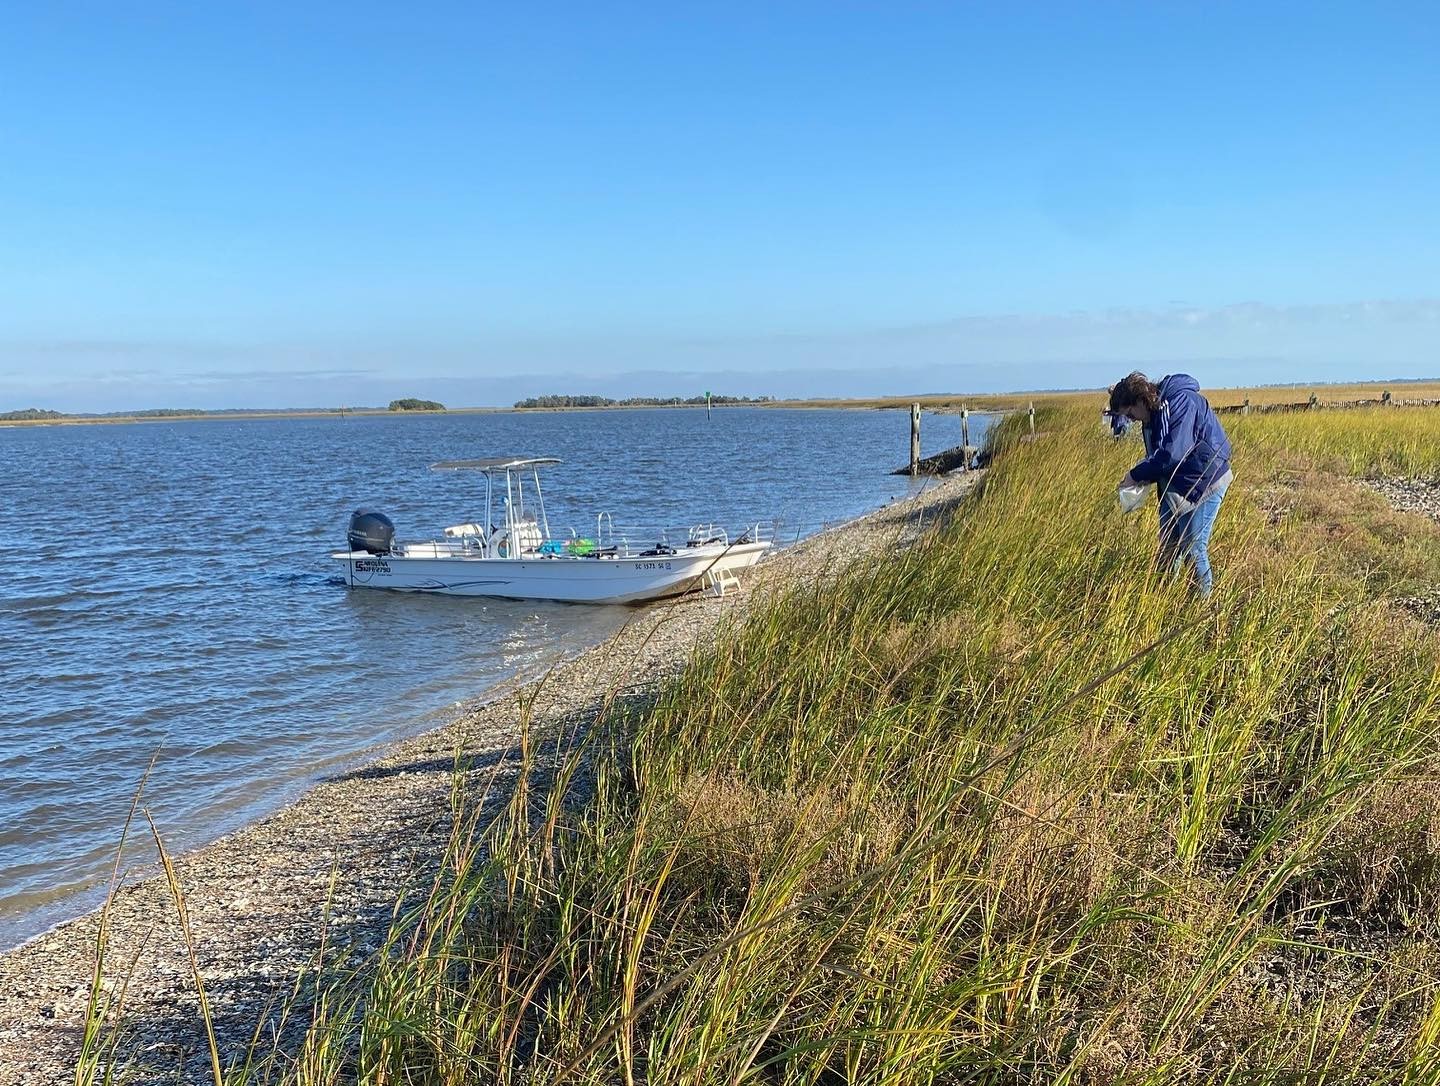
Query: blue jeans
1158,477,1230,595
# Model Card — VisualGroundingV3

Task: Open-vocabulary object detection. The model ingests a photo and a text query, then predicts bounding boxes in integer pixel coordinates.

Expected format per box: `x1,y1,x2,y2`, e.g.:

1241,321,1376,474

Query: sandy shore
0,471,981,1086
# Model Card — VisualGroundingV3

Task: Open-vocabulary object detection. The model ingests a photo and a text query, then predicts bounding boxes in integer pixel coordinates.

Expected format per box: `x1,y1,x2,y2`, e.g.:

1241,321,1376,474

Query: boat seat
444,523,486,539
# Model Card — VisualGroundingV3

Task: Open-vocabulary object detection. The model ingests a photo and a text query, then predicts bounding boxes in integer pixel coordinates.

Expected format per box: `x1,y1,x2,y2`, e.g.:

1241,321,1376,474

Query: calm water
1,407,988,948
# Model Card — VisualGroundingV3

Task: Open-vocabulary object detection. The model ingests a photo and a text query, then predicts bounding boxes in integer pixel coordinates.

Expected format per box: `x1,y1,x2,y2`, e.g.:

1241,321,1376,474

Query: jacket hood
1158,373,1200,397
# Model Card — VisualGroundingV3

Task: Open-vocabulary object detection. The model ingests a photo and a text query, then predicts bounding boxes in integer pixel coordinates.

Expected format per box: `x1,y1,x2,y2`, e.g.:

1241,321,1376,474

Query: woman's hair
1108,371,1161,414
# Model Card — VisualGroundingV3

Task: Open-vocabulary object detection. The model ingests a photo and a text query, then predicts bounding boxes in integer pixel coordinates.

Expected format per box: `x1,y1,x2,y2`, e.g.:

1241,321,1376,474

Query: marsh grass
1229,405,1440,479
1206,383,1440,409
81,401,1440,1084
76,760,155,1086
780,381,1440,414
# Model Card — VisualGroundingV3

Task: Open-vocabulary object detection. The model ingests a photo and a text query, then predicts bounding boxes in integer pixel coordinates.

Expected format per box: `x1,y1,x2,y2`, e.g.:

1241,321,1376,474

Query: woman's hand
1120,472,1136,488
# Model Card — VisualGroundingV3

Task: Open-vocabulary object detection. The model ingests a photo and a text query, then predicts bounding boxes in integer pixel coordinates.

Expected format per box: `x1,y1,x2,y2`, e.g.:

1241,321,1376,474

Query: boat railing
395,537,480,558
733,520,774,545
597,520,774,552
399,519,774,560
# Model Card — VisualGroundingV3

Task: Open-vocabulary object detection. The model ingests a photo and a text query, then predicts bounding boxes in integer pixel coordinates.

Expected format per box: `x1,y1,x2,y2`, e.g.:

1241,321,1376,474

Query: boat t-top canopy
430,457,562,473
428,457,558,543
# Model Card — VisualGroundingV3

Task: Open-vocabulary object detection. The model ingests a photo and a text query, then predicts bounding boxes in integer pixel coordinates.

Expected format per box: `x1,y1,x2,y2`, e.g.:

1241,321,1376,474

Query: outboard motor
347,509,395,555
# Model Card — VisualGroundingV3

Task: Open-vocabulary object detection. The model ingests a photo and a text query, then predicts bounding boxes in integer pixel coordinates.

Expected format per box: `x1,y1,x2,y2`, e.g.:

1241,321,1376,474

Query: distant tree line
388,398,446,411
0,407,65,421
513,394,775,409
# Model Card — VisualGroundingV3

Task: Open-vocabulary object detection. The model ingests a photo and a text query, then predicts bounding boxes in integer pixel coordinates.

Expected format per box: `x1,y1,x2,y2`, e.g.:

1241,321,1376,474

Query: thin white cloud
3,298,1437,411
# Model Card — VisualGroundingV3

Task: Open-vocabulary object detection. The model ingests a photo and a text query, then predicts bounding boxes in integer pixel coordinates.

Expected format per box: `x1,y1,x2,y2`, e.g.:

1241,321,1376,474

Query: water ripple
0,408,983,947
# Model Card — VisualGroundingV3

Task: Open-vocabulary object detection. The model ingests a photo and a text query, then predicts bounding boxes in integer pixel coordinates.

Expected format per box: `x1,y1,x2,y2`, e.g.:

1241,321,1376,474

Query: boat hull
329,543,770,603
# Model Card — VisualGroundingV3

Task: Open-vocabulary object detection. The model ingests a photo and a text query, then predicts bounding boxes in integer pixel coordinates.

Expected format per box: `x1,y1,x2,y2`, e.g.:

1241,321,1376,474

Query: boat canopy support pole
505,470,516,556
532,467,551,540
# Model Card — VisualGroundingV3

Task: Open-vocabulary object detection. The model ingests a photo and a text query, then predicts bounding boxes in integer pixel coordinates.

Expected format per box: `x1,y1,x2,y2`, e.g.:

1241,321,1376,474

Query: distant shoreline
5,379,1439,428
0,407,490,428
0,402,849,429
0,396,1030,429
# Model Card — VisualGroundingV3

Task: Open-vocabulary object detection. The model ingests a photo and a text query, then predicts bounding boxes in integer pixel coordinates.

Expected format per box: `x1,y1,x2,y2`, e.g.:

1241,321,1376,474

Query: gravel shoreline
0,471,981,1086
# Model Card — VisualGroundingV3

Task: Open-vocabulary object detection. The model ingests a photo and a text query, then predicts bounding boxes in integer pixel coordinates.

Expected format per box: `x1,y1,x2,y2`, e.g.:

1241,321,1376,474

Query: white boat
330,457,772,603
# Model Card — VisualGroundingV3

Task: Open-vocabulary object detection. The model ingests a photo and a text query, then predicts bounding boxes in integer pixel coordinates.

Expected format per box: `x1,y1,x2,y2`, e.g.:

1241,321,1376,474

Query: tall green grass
1229,405,1440,478
93,402,1440,1084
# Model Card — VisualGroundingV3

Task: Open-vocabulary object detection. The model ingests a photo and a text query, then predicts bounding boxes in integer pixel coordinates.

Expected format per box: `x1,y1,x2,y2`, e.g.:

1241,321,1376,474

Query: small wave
271,570,323,585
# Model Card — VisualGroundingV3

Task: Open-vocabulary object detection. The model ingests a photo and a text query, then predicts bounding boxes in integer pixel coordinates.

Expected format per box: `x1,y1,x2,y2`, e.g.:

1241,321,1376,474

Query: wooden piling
1028,401,1035,434
909,403,921,477
960,409,971,471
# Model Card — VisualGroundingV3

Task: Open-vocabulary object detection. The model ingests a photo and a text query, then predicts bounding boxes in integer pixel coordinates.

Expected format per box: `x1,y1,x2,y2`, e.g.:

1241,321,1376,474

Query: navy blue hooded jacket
1127,374,1232,502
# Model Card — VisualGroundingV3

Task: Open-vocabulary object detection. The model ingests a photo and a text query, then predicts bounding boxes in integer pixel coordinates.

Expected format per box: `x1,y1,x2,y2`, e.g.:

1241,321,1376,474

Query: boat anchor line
330,456,772,604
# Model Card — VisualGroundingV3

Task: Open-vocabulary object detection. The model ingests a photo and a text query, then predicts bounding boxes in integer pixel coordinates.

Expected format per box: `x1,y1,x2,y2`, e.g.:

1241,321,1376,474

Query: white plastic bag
1117,482,1150,514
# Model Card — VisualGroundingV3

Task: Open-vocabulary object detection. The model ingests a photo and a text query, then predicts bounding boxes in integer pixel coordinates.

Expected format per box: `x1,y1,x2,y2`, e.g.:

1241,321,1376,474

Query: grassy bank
95,401,1440,1084
1228,405,1440,479
1206,381,1440,409
774,381,1440,414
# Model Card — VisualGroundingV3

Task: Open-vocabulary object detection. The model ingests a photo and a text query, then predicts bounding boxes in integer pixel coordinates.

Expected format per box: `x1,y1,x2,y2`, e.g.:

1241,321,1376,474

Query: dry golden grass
1206,381,1440,408
775,380,1440,414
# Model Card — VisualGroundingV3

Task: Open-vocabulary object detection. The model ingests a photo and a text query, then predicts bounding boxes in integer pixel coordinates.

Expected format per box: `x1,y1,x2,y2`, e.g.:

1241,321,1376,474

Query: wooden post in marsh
1028,401,1036,434
1383,389,1392,406
1308,392,1319,409
960,408,971,471
909,403,921,477
1242,398,1250,415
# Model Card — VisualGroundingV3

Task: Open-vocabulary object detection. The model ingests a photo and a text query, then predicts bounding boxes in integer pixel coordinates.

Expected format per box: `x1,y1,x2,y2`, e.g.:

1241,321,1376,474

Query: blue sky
3,2,1439,410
